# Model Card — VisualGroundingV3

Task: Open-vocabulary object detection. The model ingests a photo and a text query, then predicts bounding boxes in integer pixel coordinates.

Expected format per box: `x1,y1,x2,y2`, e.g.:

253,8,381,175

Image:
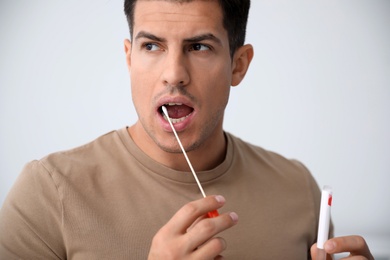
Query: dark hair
124,0,250,57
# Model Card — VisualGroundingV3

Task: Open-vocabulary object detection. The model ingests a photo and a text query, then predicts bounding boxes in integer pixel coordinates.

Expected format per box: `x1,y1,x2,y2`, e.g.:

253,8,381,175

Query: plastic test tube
316,185,333,260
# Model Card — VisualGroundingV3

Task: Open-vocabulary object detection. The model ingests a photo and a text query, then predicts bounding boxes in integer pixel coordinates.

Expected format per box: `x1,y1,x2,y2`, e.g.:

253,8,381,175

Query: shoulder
226,132,320,194
227,132,309,173
39,130,124,174
0,161,66,259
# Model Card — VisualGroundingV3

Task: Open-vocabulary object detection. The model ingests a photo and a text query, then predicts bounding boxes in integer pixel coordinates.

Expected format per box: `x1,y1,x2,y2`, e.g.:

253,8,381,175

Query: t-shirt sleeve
0,160,66,259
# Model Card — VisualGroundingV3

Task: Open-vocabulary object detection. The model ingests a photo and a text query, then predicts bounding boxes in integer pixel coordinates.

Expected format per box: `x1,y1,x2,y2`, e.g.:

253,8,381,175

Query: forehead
132,0,226,38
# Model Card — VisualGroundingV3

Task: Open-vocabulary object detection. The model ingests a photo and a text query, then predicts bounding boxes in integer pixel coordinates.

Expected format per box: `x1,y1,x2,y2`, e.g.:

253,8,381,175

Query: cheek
129,53,160,97
194,64,231,104
130,59,158,92
206,65,232,95
196,59,231,83
130,71,153,112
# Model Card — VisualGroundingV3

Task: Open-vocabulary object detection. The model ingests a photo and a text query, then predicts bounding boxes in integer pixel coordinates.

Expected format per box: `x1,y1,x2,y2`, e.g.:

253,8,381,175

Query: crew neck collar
117,127,234,184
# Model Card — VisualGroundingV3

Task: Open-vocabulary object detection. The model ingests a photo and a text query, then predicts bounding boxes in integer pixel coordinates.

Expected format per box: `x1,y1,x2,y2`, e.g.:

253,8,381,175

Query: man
0,0,374,259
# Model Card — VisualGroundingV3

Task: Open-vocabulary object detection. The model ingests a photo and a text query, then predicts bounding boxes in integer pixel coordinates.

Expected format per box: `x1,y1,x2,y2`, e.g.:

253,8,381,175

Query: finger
163,195,226,235
310,244,317,260
185,212,238,250
325,236,374,259
186,214,207,233
310,243,333,260
192,237,227,260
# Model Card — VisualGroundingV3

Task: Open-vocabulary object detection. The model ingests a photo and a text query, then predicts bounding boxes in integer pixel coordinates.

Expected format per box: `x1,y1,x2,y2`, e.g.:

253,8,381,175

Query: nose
161,50,190,88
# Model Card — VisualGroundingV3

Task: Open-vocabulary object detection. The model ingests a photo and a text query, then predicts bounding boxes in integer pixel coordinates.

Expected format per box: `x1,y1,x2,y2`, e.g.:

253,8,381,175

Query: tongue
165,105,193,119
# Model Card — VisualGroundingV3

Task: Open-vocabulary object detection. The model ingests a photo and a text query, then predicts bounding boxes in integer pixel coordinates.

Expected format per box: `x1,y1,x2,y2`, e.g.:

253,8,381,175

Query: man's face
126,0,234,153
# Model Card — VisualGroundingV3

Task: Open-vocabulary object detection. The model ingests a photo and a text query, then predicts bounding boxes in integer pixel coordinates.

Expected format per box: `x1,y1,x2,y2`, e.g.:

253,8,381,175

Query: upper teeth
166,103,182,106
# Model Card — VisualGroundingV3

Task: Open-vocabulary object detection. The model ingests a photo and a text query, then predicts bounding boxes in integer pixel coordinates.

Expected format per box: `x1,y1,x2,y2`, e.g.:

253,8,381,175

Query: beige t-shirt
0,128,327,259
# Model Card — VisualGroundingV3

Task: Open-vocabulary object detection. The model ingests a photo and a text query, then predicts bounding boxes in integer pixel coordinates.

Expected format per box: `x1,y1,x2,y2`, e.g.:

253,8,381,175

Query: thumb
310,243,333,260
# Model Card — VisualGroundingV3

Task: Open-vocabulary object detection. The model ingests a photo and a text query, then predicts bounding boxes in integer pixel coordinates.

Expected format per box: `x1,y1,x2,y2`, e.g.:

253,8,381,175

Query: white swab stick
162,106,207,198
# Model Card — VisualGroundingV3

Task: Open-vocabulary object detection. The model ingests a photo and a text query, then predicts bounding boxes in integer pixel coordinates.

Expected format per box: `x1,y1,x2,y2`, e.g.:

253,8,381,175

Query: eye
144,43,161,51
189,43,211,52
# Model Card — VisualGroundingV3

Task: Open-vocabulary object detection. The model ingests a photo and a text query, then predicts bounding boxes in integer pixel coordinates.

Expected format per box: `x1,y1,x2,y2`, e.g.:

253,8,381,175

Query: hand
310,235,374,260
148,195,238,260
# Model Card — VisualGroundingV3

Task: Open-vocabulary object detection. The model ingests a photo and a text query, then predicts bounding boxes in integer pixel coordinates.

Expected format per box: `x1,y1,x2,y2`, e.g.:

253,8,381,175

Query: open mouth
159,103,194,124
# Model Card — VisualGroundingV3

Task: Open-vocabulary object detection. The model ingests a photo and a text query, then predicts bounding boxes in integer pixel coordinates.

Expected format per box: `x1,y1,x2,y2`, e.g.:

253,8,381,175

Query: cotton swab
162,106,219,218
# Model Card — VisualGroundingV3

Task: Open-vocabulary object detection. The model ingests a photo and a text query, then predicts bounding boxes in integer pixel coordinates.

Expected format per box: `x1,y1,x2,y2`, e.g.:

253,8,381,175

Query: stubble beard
141,106,225,155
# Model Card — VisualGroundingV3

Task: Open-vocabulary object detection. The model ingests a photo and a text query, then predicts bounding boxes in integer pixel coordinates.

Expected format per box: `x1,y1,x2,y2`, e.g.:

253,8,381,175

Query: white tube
317,185,332,248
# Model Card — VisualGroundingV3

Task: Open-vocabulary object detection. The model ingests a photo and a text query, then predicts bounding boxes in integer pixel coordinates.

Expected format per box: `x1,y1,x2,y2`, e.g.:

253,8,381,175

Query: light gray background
1,1,389,258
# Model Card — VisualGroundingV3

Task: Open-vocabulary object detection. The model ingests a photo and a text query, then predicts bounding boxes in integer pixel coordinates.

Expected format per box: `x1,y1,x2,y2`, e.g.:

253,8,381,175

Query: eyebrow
184,34,222,45
134,31,222,45
135,31,166,43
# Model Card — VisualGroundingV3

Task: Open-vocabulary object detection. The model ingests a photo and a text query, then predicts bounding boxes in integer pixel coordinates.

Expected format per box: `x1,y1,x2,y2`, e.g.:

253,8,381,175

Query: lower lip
158,111,195,132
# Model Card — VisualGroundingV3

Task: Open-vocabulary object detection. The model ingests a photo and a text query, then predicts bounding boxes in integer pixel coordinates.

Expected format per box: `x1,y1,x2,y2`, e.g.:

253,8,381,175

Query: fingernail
215,195,226,204
229,212,239,223
219,237,227,250
325,241,335,252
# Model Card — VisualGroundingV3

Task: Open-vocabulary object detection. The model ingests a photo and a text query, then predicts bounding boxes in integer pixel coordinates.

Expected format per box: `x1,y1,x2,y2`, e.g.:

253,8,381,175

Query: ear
124,39,132,69
231,44,254,86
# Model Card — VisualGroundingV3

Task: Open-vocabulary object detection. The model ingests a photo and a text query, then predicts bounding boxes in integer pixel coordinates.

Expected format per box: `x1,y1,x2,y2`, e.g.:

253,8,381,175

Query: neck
128,122,227,172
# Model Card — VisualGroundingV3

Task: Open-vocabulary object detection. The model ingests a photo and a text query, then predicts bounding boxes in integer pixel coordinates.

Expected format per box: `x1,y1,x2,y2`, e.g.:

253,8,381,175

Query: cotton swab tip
162,106,169,117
